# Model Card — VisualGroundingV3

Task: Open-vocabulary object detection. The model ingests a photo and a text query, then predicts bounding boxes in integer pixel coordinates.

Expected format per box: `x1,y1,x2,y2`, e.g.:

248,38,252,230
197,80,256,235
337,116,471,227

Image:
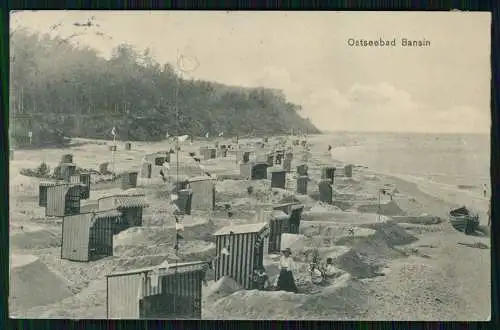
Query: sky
10,11,491,133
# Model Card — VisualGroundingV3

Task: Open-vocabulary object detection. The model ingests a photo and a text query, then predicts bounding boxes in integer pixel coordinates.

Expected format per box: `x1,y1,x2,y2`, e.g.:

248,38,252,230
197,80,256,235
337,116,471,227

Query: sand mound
9,173,41,199
302,210,390,224
361,222,418,246
363,174,379,181
280,233,308,251
115,217,215,246
18,278,108,319
357,200,406,216
299,275,368,319
35,253,119,293
206,289,308,319
334,249,384,279
338,178,361,187
215,179,251,200
121,187,147,195
113,219,218,261
207,274,365,320
114,226,155,246
333,223,416,278
10,259,73,312
11,254,38,269
391,215,442,226
300,223,376,246
113,255,172,272
207,276,242,298
115,240,215,258
10,229,61,250
308,203,343,213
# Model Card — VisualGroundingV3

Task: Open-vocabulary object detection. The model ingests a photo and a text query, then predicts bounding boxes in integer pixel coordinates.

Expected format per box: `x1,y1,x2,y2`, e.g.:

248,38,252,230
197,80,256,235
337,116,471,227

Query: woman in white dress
277,248,298,293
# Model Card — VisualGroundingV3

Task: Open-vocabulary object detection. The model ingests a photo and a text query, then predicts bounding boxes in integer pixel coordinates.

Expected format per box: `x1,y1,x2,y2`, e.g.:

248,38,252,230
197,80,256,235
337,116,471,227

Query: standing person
277,248,298,293
483,184,487,198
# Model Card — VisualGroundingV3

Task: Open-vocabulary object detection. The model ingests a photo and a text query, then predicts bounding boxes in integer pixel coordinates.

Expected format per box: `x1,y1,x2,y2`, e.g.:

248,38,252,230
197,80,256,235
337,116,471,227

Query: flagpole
172,51,199,317
112,128,116,178
377,189,381,223
174,50,181,316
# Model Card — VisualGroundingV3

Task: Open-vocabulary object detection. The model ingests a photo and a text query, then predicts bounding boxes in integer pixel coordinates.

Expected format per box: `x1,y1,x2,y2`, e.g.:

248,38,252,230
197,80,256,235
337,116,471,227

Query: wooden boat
449,206,479,234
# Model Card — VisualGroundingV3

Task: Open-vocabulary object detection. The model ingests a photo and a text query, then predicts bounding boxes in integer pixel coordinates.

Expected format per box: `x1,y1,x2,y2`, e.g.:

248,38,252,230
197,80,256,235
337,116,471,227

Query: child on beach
310,264,323,285
324,258,338,278
252,267,270,290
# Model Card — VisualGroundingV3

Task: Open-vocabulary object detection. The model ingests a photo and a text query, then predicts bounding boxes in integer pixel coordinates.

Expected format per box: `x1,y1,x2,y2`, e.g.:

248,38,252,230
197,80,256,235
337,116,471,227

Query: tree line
9,29,319,146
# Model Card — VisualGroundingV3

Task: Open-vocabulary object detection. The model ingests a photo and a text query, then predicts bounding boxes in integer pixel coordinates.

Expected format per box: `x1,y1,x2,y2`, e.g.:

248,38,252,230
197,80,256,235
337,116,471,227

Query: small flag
159,170,167,182
172,204,180,212
158,259,170,269
137,273,146,300
175,215,184,240
111,127,116,136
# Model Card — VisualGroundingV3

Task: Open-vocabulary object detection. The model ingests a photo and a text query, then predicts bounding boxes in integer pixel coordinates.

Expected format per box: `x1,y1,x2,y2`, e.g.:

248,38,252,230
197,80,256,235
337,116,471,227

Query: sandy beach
9,134,490,320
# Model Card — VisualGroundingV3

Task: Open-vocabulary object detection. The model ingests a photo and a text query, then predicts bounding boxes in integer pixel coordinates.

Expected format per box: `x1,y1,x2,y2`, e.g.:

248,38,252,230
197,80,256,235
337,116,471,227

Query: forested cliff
10,29,319,146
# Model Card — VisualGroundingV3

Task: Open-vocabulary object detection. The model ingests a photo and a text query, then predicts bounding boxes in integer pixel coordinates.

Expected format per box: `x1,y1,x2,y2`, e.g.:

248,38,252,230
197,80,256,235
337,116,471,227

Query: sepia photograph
9,11,491,320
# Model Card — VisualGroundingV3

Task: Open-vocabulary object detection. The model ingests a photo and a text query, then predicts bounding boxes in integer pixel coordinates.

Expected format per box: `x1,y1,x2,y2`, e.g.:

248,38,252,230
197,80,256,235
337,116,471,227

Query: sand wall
10,257,72,313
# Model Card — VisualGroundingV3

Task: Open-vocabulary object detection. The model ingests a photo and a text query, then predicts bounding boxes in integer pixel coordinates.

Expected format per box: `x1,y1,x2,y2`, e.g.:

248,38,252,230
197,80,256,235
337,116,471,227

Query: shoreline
364,169,489,224
328,141,489,217
328,152,489,227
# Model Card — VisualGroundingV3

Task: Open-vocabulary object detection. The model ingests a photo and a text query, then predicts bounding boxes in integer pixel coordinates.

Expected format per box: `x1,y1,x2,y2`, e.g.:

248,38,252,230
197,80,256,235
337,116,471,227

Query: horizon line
317,130,490,135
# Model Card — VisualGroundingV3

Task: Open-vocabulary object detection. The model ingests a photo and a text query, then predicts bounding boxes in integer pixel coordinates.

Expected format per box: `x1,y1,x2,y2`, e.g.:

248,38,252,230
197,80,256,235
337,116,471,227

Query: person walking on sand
277,248,299,293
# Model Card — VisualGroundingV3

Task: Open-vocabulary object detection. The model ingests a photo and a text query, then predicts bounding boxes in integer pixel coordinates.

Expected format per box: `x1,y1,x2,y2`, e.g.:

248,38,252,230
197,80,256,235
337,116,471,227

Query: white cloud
309,88,350,109
300,83,489,133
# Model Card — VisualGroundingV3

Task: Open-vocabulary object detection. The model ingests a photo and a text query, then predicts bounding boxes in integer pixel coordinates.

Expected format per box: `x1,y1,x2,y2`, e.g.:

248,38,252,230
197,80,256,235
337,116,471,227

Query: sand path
359,175,491,321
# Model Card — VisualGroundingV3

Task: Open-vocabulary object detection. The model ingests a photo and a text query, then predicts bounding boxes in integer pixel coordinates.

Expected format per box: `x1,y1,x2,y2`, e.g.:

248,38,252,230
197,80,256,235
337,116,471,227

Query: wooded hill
9,29,319,145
